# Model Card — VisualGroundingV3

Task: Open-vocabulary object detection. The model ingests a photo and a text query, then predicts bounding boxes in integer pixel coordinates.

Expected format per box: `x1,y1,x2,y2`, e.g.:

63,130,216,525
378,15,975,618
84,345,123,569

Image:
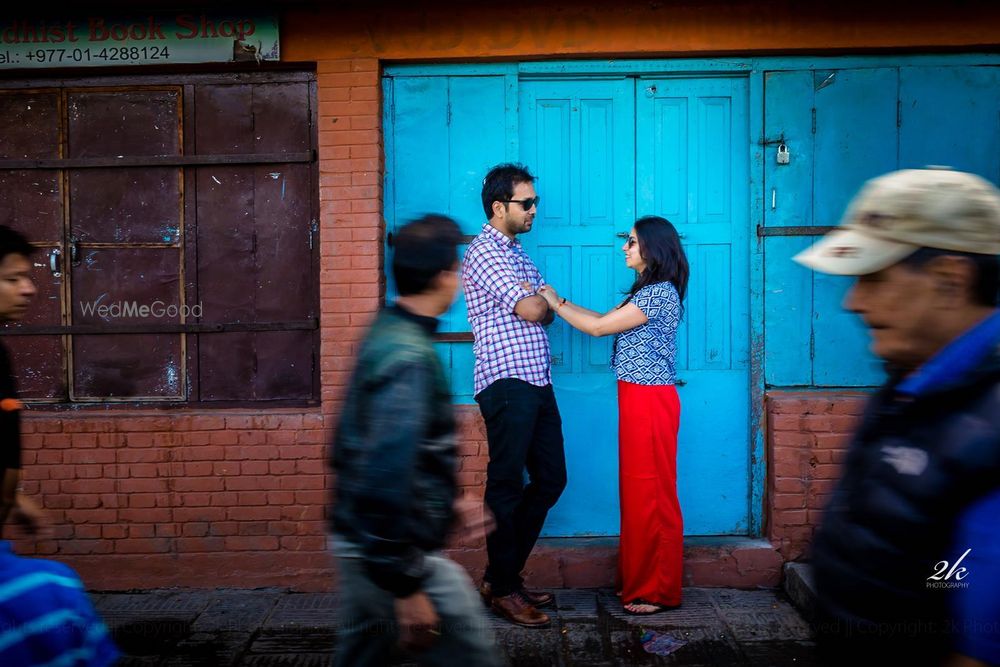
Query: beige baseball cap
793,167,1000,275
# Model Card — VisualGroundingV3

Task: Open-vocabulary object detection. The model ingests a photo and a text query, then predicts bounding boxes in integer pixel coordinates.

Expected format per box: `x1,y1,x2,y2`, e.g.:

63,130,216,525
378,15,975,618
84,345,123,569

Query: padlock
776,143,790,165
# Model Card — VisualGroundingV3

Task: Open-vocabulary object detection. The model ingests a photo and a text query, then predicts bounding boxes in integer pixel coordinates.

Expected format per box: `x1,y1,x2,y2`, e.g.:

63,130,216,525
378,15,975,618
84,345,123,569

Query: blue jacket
813,311,1000,663
0,541,119,666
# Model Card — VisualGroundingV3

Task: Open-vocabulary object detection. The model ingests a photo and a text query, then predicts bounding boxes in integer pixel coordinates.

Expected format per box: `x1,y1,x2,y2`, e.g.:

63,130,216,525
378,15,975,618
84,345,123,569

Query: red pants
617,380,682,606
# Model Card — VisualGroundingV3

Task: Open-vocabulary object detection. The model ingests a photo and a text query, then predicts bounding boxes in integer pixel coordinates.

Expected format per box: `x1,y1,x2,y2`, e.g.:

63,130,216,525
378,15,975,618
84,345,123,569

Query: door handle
675,378,687,387
49,248,62,278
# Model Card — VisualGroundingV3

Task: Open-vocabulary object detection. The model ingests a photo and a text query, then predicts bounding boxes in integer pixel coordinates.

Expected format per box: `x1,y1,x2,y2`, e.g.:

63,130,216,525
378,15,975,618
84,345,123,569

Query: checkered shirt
462,223,552,396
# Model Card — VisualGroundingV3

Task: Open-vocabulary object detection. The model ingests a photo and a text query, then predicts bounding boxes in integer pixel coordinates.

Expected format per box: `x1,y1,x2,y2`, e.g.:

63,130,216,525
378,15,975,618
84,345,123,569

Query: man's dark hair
902,247,1000,307
0,225,36,263
481,163,535,220
393,214,463,296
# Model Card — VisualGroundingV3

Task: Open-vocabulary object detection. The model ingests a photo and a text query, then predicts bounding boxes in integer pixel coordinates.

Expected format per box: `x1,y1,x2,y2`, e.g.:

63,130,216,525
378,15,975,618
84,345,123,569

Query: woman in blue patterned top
538,216,688,615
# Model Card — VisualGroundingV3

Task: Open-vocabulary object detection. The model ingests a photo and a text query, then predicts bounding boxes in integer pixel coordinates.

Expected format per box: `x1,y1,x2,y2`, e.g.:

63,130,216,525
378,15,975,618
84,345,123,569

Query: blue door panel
678,370,750,534
519,78,635,536
811,69,897,387
384,74,515,402
899,66,1000,180
762,71,815,386
764,68,896,387
638,77,751,535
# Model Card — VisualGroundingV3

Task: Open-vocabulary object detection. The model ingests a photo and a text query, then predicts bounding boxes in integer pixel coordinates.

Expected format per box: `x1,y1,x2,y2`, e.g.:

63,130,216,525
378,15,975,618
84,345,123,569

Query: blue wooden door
520,77,752,536
763,65,1000,388
386,68,752,537
636,77,751,535
383,73,517,401
518,79,636,536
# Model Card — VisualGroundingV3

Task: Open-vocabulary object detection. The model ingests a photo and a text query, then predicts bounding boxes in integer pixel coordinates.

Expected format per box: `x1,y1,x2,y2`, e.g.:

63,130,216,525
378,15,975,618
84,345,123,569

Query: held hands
451,494,496,544
395,591,441,652
13,494,51,538
537,285,561,309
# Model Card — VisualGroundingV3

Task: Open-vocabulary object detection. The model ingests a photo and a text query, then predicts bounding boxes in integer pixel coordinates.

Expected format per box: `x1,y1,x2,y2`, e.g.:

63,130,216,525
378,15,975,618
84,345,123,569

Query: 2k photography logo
927,548,971,589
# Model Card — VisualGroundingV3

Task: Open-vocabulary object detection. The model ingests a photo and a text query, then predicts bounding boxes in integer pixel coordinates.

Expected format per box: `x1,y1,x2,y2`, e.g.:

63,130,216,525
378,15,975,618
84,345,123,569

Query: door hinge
811,108,817,134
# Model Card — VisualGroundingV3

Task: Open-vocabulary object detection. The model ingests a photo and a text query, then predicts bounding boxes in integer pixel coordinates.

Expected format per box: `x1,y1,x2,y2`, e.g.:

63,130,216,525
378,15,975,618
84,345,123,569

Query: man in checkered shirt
462,163,566,629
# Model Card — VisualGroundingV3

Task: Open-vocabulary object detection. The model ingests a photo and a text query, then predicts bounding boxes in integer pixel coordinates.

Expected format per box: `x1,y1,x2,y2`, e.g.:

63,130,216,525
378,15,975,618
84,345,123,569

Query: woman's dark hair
622,216,689,308
392,214,463,296
901,246,999,307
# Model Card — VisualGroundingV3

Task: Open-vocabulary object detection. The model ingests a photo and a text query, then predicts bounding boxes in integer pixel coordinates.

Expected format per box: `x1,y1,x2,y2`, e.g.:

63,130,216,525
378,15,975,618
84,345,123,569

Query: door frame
383,52,1000,537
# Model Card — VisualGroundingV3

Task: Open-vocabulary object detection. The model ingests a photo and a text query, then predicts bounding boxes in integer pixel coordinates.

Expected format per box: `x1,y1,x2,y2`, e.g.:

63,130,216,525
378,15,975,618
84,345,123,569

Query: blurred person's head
794,168,1000,371
0,226,37,323
481,163,538,237
393,214,463,316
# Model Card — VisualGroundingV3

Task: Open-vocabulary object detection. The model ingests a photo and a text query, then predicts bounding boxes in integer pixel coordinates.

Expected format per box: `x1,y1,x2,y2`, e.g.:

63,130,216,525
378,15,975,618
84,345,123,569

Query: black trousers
476,378,567,597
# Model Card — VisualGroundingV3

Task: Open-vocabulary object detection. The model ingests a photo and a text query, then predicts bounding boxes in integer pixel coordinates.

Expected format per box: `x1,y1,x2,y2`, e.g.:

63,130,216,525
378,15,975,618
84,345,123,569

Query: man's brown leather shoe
479,581,554,608
490,591,551,627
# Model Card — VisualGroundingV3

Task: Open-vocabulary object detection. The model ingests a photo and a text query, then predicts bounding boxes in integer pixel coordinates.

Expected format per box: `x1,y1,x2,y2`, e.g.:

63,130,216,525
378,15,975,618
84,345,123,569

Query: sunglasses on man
503,196,541,210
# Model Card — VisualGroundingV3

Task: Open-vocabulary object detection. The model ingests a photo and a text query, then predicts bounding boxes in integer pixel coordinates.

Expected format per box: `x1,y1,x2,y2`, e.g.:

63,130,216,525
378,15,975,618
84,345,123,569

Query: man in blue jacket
795,168,1000,666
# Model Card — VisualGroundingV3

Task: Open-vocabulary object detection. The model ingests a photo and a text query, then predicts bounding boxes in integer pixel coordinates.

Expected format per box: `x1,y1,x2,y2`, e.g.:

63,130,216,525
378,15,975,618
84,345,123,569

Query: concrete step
448,537,785,590
783,561,817,622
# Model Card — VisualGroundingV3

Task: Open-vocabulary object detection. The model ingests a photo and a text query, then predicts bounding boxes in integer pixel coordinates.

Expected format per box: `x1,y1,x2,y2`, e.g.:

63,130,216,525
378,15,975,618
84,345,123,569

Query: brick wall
17,412,331,589
766,391,868,561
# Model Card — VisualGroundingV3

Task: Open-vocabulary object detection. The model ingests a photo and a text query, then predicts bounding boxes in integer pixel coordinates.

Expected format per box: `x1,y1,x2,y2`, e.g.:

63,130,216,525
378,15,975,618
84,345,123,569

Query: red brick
209,492,239,506
119,508,172,523
211,522,239,536
102,525,127,539
278,475,325,491
59,540,114,555
72,496,102,510
65,508,118,524
236,491,269,506
128,524,155,538
191,415,226,431
775,509,808,525
224,536,279,551
269,460,296,475
279,536,327,551
60,479,116,494
293,490,326,505
172,478,225,492
175,537,226,553
126,493,156,509
772,493,806,510
318,86,350,102
182,523,210,537
241,461,270,475
224,476,273,491
208,431,239,446
177,446,227,462
156,524,179,538
238,522,269,536
267,491,295,505
349,115,380,131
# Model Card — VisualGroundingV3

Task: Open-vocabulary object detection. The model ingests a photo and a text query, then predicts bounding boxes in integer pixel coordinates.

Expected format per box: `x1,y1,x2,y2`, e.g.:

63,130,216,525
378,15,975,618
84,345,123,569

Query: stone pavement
93,586,816,666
